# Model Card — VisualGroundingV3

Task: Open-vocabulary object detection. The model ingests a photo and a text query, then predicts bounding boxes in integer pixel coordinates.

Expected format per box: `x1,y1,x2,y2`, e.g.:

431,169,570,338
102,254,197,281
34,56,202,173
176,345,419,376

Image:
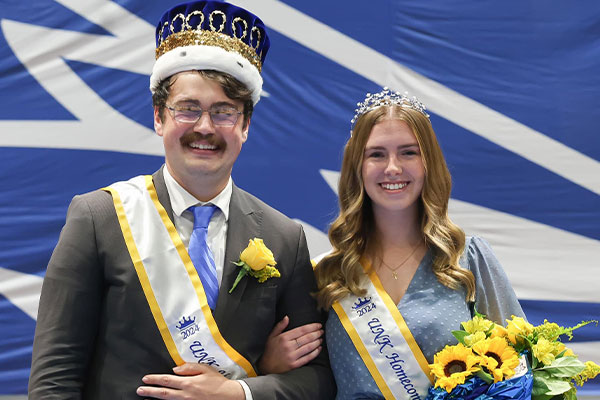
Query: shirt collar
163,166,232,221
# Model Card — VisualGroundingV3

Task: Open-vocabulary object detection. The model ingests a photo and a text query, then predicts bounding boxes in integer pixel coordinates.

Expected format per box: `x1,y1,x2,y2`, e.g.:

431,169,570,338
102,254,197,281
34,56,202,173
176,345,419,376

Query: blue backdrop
0,0,598,395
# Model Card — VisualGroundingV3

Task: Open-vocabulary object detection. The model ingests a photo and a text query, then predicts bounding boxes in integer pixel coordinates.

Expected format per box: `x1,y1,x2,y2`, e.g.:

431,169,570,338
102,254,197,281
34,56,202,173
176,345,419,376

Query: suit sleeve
243,226,336,399
28,195,104,399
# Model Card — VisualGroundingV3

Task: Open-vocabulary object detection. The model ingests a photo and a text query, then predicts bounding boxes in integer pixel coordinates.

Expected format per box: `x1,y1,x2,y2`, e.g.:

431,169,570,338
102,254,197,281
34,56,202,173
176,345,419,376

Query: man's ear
154,106,164,136
241,118,250,142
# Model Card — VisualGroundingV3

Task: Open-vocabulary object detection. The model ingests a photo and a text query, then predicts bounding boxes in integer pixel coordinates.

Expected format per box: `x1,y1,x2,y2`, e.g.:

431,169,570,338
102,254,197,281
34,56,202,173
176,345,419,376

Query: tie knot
190,205,217,230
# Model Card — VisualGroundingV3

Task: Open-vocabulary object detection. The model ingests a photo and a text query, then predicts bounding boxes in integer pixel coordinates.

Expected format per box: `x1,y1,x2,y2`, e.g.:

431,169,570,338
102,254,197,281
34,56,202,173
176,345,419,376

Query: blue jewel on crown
176,315,196,331
352,297,372,310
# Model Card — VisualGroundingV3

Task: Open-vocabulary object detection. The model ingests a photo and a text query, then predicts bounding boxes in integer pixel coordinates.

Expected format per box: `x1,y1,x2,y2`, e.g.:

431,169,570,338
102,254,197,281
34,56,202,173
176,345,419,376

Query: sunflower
429,344,481,392
472,337,520,382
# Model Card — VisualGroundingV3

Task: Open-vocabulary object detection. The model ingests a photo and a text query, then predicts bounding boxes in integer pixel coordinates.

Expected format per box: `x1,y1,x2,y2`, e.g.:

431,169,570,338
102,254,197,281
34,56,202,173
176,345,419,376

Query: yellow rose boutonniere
229,238,280,293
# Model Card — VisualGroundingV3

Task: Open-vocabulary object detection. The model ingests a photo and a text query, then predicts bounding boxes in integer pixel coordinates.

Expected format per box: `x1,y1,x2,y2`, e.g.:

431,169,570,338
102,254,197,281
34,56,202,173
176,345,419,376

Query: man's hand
137,363,245,400
258,315,323,374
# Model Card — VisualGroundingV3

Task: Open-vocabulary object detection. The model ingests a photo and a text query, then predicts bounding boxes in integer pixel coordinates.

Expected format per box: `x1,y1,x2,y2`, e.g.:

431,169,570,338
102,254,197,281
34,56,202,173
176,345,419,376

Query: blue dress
326,236,525,400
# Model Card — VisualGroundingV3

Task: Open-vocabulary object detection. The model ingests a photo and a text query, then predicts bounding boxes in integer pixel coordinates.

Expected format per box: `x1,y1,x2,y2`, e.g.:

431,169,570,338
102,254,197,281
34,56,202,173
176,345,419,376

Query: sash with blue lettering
103,175,256,379
332,258,432,399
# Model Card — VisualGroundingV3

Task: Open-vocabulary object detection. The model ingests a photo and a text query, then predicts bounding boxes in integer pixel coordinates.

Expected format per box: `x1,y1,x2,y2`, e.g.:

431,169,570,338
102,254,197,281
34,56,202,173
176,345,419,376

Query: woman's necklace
378,243,421,280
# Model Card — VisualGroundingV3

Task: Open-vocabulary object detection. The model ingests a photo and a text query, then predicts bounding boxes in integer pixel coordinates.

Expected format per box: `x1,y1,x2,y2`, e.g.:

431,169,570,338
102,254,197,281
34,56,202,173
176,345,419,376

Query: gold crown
155,10,263,72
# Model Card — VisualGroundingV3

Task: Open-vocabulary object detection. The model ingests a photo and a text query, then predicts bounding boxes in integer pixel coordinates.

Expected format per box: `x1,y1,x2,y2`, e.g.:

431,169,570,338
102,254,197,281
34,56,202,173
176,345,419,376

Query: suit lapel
152,167,174,223
214,185,262,329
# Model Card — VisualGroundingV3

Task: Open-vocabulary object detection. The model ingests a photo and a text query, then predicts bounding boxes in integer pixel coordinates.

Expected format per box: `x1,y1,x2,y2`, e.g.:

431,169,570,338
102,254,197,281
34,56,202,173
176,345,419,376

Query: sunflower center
486,352,502,365
444,360,467,376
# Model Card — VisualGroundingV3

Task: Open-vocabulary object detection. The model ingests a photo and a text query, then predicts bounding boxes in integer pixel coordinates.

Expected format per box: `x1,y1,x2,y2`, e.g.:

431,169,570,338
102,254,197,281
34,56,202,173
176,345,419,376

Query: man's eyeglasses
165,104,243,126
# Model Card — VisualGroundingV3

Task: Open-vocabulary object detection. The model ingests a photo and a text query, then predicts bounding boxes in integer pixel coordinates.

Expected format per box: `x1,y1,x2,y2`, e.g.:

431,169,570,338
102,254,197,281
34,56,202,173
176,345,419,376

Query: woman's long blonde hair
314,105,475,310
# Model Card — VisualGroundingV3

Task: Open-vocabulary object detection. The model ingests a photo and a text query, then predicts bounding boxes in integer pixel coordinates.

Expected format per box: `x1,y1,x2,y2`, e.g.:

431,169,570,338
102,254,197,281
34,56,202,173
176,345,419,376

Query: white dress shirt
163,167,231,286
162,167,254,399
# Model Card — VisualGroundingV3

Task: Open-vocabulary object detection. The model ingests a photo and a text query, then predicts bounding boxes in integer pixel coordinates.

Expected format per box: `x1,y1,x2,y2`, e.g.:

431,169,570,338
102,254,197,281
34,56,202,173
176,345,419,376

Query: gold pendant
392,271,398,280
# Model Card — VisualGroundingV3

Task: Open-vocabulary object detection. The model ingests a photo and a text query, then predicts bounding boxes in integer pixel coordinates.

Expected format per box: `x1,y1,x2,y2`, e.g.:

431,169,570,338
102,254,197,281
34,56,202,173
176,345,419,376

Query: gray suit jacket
29,168,335,399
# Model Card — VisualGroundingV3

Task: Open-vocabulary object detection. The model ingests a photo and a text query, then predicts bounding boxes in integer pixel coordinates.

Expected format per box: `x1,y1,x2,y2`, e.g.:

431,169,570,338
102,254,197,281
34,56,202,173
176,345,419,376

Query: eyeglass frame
164,103,244,127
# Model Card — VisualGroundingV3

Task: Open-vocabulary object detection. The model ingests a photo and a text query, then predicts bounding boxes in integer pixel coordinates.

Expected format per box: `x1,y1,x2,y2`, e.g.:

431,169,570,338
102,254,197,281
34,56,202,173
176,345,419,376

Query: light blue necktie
188,205,218,310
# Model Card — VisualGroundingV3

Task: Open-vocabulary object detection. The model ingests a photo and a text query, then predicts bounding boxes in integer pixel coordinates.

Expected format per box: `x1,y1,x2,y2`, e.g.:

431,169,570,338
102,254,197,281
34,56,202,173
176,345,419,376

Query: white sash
104,175,255,379
332,259,432,400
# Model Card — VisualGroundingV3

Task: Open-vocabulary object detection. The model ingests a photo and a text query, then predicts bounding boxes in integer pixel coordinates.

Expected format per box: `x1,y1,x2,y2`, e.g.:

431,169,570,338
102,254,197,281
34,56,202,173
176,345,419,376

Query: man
28,1,335,399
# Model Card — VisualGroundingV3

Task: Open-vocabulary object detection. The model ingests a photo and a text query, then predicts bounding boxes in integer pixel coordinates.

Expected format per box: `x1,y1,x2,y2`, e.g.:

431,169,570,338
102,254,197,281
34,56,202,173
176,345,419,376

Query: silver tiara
350,87,430,133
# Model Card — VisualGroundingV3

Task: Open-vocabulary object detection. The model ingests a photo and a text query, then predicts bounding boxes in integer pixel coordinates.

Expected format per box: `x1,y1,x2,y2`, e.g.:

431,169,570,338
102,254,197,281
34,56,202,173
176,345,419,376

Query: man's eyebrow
209,101,239,108
171,99,238,108
172,98,200,105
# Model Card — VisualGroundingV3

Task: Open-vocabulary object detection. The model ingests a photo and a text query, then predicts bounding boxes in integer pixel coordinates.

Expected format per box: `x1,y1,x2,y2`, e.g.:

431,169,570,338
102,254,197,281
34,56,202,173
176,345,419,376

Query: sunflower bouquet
426,312,599,400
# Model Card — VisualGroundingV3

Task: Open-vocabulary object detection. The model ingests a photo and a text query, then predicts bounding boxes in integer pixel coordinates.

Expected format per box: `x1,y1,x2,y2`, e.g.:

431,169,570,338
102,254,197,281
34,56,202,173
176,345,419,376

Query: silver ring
295,338,301,348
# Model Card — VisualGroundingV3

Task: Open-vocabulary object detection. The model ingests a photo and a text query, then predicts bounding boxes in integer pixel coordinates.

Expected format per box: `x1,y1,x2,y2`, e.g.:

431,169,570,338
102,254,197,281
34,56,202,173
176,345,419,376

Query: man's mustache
180,132,225,149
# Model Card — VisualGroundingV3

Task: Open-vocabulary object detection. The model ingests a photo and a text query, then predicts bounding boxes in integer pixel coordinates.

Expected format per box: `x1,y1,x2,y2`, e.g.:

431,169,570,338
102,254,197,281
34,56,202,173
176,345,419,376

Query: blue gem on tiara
350,87,430,133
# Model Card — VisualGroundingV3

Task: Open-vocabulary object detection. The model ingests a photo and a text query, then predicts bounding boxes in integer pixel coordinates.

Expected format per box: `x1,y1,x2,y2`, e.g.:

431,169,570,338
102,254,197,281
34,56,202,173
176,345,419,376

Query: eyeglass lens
168,106,240,126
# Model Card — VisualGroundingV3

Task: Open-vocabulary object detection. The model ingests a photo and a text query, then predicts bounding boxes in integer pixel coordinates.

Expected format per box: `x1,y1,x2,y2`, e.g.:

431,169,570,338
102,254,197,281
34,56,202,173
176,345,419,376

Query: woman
311,88,524,399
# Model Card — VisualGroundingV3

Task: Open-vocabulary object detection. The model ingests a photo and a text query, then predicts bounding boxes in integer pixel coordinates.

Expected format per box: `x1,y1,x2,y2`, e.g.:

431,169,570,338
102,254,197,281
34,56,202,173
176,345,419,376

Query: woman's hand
258,315,324,374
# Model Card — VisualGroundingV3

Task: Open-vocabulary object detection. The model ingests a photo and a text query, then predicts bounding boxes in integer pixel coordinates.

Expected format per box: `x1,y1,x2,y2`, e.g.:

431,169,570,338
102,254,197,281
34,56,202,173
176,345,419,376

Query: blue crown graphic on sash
176,315,196,330
352,297,372,310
